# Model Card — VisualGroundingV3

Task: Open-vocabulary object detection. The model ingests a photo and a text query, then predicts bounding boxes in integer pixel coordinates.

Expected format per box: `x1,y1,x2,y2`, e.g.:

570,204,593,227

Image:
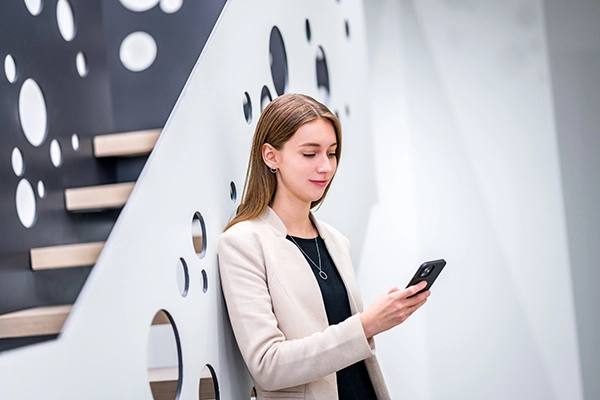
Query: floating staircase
0,129,161,340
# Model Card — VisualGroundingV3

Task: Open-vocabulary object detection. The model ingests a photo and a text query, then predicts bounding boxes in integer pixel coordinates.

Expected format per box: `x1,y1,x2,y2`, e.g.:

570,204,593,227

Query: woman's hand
360,281,430,339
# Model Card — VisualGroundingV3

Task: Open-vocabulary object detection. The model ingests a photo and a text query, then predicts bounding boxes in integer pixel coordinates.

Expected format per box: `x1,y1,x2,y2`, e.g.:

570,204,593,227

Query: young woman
218,93,429,399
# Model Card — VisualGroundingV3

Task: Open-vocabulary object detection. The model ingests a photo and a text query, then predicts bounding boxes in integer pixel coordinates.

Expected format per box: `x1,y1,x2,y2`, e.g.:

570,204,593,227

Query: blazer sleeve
218,226,376,391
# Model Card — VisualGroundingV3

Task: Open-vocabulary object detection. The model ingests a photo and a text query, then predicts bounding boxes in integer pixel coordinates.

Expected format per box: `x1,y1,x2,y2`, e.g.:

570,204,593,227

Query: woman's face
268,118,338,207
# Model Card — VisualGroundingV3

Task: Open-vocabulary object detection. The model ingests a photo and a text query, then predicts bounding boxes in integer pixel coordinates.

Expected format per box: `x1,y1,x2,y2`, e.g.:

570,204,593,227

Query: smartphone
405,259,446,298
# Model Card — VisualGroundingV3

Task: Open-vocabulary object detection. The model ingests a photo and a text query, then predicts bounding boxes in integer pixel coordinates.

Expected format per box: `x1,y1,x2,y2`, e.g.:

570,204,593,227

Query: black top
286,235,378,400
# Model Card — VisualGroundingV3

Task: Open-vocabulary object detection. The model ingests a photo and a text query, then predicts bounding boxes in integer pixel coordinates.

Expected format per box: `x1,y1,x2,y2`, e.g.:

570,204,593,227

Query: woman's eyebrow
299,142,338,148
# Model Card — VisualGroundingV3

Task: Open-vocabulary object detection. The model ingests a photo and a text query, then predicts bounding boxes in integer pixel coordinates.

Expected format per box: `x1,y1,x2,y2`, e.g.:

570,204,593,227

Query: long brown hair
225,93,342,231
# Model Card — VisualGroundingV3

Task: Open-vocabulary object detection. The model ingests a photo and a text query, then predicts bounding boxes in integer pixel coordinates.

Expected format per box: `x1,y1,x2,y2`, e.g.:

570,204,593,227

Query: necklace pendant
319,270,328,280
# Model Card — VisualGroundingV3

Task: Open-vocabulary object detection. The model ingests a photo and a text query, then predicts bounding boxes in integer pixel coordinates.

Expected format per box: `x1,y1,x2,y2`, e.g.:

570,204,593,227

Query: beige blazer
218,207,390,400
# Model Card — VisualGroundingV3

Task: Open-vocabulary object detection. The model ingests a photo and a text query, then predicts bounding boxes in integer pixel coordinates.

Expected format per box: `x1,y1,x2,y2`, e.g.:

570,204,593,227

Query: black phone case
405,259,446,298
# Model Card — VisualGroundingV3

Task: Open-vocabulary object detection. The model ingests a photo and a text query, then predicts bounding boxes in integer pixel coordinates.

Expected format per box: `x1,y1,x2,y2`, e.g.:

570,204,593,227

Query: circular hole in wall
19,78,48,147
305,19,311,42
147,310,182,400
56,0,75,42
71,133,80,150
120,31,158,72
229,181,237,202
24,0,43,16
260,86,272,112
199,364,219,400
16,179,37,228
50,139,62,167
37,180,46,198
4,55,17,83
243,92,252,125
160,0,183,14
11,148,24,177
269,26,288,96
176,257,189,297
76,52,88,77
191,212,207,259
315,46,330,104
201,269,208,293
120,0,159,12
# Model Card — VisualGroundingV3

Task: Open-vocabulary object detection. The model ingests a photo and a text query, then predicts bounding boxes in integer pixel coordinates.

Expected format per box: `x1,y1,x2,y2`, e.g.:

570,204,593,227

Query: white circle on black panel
160,0,182,13
24,0,43,16
16,179,37,228
37,180,46,198
12,148,24,177
120,31,158,72
50,139,62,167
19,79,48,147
71,133,80,150
57,0,76,42
76,52,88,77
5,55,17,83
120,0,159,12
269,26,288,96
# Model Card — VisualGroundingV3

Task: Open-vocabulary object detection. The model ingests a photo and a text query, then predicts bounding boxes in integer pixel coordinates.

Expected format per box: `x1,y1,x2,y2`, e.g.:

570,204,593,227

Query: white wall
360,0,584,398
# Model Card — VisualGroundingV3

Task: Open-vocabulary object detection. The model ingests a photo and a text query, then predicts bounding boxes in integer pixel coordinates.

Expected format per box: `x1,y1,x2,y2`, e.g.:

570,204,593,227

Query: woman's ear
262,143,278,169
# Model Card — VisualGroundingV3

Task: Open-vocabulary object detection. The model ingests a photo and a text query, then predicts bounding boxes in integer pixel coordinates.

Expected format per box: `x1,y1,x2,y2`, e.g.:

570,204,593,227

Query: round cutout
71,133,80,150
147,310,182,400
160,0,183,13
19,78,48,147
199,364,219,399
120,0,159,12
24,0,43,16
120,31,158,72
243,92,252,125
37,180,46,198
176,258,189,297
229,181,237,202
269,26,288,96
260,86,272,112
4,55,17,83
76,52,88,77
201,269,208,293
316,46,330,104
50,139,62,167
56,0,75,42
16,179,37,228
191,212,207,259
11,148,24,177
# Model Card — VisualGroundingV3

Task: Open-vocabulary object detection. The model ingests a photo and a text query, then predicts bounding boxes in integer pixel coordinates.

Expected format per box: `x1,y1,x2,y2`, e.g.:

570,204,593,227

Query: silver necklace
289,236,328,280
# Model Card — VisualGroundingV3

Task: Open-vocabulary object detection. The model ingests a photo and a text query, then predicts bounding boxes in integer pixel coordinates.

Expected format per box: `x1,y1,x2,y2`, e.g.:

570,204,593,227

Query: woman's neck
271,196,316,238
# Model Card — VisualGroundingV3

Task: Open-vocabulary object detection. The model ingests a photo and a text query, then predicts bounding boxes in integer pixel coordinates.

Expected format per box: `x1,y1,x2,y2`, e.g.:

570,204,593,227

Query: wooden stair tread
30,241,105,271
0,305,169,339
93,129,161,158
65,182,135,212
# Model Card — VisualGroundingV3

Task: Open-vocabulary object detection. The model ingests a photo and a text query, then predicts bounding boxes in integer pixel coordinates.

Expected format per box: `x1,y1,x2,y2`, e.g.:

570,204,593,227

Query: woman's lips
310,180,329,187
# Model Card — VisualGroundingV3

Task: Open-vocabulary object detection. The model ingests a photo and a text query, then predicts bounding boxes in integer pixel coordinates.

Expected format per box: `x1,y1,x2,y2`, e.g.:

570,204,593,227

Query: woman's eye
303,153,316,158
328,153,336,158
